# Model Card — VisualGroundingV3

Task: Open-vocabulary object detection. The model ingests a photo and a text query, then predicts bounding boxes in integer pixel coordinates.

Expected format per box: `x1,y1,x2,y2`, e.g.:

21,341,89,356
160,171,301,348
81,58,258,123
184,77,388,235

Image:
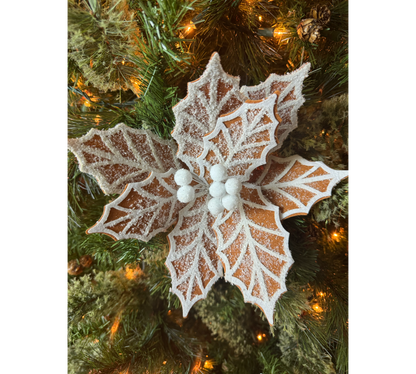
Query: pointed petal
256,155,348,219
198,94,280,183
87,169,186,242
213,184,293,325
166,193,222,317
241,63,310,149
172,52,245,178
68,123,181,195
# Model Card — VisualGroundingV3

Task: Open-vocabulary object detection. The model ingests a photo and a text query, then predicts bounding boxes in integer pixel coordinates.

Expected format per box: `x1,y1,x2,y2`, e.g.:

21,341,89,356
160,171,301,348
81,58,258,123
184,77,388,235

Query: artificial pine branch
182,0,281,85
258,346,291,374
310,224,348,373
132,0,195,72
68,270,204,374
279,94,348,166
68,0,141,93
194,283,256,356
112,0,196,137
68,0,349,372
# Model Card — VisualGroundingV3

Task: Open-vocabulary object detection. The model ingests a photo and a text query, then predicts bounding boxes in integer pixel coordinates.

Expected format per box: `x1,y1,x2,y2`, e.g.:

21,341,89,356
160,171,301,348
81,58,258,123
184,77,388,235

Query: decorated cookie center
207,164,242,216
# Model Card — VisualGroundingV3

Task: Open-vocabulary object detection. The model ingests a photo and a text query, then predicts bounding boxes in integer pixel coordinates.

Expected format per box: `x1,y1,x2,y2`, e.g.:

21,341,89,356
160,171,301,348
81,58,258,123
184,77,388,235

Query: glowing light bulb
259,16,262,21
312,304,323,313
94,115,101,125
257,334,263,341
185,21,195,33
332,231,340,241
204,360,214,369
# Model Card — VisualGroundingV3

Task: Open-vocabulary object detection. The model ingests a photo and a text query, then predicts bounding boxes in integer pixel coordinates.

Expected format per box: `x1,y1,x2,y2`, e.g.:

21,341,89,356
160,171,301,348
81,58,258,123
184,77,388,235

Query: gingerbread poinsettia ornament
68,53,347,325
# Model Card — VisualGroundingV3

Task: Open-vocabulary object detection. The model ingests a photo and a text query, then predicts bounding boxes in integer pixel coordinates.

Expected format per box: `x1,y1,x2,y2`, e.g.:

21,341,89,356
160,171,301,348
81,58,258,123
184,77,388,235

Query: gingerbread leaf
166,193,222,317
198,94,280,184
68,123,181,195
241,63,310,148
256,155,348,219
87,169,186,242
214,184,292,325
172,52,245,177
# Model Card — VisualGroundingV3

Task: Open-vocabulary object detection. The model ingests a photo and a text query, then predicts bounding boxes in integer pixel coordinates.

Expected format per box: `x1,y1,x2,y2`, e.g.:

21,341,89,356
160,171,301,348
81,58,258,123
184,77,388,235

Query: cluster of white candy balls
174,165,242,216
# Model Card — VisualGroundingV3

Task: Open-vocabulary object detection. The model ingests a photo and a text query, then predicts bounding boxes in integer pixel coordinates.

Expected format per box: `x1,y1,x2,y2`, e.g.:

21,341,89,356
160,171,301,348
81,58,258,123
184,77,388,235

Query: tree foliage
68,0,349,372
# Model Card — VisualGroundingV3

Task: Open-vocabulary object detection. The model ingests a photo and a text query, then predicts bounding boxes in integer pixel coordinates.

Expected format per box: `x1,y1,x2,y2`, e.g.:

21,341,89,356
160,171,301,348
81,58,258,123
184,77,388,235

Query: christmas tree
67,0,348,373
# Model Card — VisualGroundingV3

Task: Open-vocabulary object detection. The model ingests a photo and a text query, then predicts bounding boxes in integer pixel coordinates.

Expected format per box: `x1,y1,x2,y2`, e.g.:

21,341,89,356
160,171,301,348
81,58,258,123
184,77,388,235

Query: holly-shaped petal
241,63,310,149
88,169,186,242
255,154,348,219
166,193,222,317
213,184,293,325
172,52,245,177
68,123,182,195
198,93,281,184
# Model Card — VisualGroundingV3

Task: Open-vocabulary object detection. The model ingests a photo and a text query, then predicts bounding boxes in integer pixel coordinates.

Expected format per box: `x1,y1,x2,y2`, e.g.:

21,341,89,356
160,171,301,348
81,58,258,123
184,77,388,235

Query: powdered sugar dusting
87,169,185,241
68,55,348,326
172,53,245,179
166,192,222,317
213,183,293,325
256,154,349,220
68,123,181,195
198,94,280,183
241,63,311,150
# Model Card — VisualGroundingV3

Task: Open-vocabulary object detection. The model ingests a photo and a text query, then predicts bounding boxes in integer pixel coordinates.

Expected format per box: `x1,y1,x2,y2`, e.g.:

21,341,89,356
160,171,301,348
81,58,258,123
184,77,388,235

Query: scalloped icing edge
213,183,293,325
196,93,281,183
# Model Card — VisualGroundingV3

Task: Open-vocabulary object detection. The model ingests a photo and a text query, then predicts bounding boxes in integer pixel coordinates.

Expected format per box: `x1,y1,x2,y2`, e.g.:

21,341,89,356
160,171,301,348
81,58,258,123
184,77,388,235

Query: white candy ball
209,181,226,198
207,197,225,216
210,164,227,182
174,168,192,186
225,178,242,195
177,185,195,203
222,194,239,211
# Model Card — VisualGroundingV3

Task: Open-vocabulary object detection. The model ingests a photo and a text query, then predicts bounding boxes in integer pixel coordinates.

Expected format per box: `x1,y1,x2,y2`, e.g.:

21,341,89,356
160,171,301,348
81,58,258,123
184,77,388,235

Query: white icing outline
213,183,293,325
68,123,181,195
256,155,348,220
172,52,245,179
87,169,185,242
197,94,280,183
166,192,222,317
240,63,311,150
69,57,344,325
